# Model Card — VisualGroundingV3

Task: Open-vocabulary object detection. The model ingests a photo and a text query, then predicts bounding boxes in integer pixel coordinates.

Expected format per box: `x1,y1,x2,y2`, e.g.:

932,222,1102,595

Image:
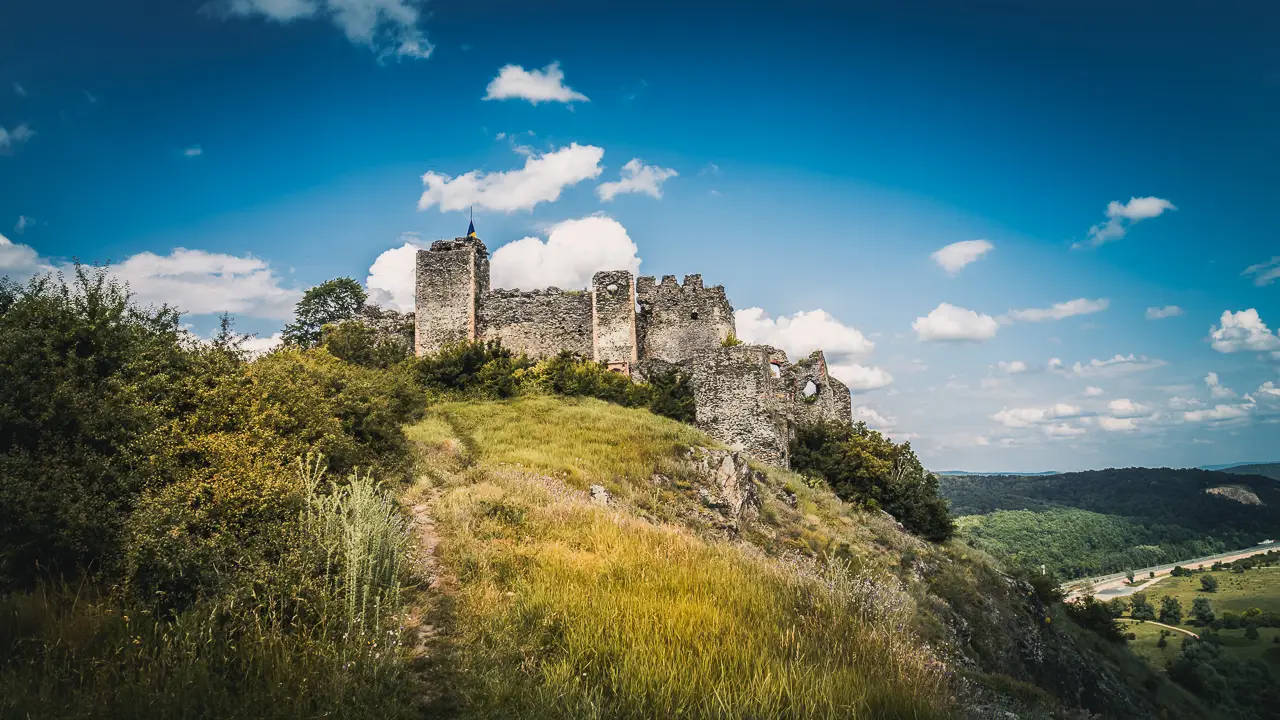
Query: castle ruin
414,233,853,468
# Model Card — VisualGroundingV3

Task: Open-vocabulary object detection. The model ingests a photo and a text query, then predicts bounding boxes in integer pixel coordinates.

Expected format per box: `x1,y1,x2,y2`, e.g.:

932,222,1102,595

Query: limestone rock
589,484,610,506
684,447,763,525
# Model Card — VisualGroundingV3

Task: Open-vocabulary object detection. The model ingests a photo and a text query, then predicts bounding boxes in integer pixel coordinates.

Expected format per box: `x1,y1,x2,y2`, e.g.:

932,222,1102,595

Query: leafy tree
282,278,367,347
790,421,954,541
1201,574,1219,592
1126,569,1135,583
1130,592,1156,621
1192,597,1215,625
1245,623,1260,641
1159,595,1183,625
1105,597,1129,618
1065,595,1126,642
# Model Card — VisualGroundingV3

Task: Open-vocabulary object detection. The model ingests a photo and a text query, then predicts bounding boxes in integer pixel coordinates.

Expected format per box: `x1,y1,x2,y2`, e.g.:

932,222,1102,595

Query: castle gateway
415,233,853,468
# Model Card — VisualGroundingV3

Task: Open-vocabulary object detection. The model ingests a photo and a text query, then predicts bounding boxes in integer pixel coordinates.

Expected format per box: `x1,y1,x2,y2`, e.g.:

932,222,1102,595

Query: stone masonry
415,234,853,468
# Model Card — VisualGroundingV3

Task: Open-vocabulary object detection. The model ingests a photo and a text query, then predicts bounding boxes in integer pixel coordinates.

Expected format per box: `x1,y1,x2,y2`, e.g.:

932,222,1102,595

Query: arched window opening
802,380,819,399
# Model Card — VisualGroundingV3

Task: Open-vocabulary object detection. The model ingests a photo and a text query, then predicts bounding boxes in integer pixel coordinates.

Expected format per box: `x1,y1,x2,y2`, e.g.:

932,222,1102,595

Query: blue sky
2,0,1277,471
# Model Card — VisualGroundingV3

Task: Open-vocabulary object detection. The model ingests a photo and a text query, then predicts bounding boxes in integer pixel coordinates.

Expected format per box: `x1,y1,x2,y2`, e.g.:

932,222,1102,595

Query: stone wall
414,237,489,355
786,350,855,427
478,288,593,358
636,274,736,364
685,344,794,467
591,270,638,370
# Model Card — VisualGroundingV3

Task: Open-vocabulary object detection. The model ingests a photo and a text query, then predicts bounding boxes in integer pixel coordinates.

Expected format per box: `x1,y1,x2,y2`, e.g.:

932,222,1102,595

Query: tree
1201,574,1219,592
1130,592,1156,621
1245,623,1260,641
1159,595,1184,625
1105,597,1129,618
282,278,367,347
1126,569,1135,583
1192,597,1215,625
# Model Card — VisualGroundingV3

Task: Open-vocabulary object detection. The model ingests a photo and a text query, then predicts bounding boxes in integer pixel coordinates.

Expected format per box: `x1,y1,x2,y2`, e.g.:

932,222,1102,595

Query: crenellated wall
636,274,736,364
415,235,855,468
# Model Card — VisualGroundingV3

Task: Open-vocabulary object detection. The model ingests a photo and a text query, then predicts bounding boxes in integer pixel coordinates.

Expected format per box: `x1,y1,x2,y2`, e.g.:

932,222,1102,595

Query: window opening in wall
769,362,782,378
606,283,619,293
802,380,819,398
690,311,699,320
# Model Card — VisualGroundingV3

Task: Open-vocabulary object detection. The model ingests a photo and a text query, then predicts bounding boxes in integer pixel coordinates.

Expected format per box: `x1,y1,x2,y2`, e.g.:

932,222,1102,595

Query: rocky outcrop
683,447,763,528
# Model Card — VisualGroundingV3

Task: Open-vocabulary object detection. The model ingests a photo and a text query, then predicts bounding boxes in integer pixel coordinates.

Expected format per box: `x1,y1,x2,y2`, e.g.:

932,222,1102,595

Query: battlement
414,230,853,468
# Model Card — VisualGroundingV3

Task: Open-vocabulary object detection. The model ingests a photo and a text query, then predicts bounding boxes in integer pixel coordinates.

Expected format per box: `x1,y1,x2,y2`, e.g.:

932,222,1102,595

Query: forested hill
1214,463,1280,482
941,468,1280,579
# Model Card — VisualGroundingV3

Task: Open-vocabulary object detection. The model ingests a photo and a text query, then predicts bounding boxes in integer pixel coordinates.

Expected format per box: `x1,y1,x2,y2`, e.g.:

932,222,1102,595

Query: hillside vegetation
942,470,1280,578
0,270,1217,719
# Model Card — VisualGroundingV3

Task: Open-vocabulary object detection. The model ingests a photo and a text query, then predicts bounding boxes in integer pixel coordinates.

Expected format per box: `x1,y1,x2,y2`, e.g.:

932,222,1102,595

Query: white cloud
215,0,433,59
1043,422,1087,437
931,239,993,275
490,215,640,291
483,62,587,104
735,307,876,359
1107,398,1150,418
418,143,604,213
993,404,1084,428
1243,257,1280,287
1204,372,1237,399
912,303,998,342
111,248,300,319
1169,396,1204,410
596,159,678,201
1082,196,1176,247
854,405,894,429
0,233,46,277
1098,416,1138,432
220,0,435,58
994,360,1028,374
1146,305,1183,320
0,124,35,154
1209,309,1280,353
829,363,895,392
1059,353,1167,378
241,332,284,357
365,238,425,311
184,145,203,157
1182,401,1255,424
1084,386,1104,397
13,216,35,234
1004,298,1109,322
1258,381,1280,400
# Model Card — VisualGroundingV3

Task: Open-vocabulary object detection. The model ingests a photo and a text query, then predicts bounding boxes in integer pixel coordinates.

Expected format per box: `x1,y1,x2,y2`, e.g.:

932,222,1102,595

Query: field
1122,568,1280,675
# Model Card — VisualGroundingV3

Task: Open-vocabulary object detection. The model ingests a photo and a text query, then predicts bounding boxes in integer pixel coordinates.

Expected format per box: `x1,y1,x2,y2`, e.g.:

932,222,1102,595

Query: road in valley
1062,543,1277,601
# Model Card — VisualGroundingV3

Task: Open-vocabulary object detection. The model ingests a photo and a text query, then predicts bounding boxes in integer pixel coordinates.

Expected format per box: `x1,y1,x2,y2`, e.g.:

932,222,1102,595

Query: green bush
790,421,954,541
1066,595,1126,642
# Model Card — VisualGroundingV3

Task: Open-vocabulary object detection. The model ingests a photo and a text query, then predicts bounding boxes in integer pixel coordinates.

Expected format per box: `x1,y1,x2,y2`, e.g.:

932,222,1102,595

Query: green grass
1122,568,1280,676
410,399,953,719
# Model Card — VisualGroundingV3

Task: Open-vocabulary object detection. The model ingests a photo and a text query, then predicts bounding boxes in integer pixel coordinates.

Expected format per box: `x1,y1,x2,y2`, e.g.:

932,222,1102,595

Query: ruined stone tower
415,230,854,468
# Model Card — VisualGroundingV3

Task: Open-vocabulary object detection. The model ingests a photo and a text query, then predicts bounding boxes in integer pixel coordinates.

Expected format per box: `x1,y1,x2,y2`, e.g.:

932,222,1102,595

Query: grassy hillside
942,470,1280,578
405,396,1208,719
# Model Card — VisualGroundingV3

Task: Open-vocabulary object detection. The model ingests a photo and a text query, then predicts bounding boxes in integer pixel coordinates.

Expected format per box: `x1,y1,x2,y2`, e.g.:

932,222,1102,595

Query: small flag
467,219,476,238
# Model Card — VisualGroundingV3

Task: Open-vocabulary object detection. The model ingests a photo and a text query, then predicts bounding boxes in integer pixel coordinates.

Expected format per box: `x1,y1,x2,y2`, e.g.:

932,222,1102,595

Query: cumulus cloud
0,233,47,277
241,332,284,357
912,303,999,342
1182,400,1255,424
1098,416,1138,431
1204,372,1237,399
596,159,678,201
1084,386,1104,397
828,363,895,392
1043,422,1087,437
0,124,35,154
854,405,894,429
735,308,875,358
213,0,434,59
993,404,1084,428
994,360,1028,374
1004,298,1109,322
184,145,203,157
931,239,993,275
1081,196,1176,247
1209,309,1280,353
1146,305,1183,320
112,248,300,319
1107,398,1150,418
1057,353,1167,378
483,62,588,104
364,237,426,311
418,144,604,213
1243,257,1280,287
490,215,640,291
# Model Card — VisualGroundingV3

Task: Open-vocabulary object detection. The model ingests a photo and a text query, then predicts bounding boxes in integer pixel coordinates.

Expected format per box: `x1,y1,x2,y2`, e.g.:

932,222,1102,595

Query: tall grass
433,470,952,719
0,459,417,720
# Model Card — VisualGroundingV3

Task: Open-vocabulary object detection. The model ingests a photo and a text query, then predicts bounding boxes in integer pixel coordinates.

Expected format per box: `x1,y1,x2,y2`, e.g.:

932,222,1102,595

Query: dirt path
404,483,456,715
1123,619,1199,639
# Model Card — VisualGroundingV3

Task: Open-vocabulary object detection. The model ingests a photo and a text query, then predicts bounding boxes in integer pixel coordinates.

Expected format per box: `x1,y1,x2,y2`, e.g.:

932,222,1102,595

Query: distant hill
1207,462,1280,481
941,468,1280,579
935,470,1059,476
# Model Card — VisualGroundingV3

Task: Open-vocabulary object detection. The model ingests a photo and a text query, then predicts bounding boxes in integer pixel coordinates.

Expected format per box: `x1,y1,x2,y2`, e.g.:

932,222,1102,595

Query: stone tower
591,270,638,373
414,235,490,356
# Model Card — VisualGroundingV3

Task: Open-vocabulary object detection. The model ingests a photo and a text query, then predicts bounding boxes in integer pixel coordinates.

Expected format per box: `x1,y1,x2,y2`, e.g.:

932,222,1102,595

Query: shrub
1192,597,1215,625
320,316,412,369
416,339,529,395
1130,592,1156,621
790,421,954,541
721,333,743,347
1201,574,1219,592
1159,595,1183,625
1066,596,1126,642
